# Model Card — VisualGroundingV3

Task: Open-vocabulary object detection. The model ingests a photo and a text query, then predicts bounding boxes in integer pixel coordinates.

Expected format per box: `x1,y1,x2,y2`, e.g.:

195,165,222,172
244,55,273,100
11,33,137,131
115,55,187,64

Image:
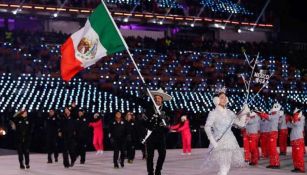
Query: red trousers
242,129,250,161
247,133,260,164
291,139,305,172
170,121,192,153
303,131,306,154
260,132,270,158
268,131,280,166
93,132,104,151
181,131,192,153
278,129,288,154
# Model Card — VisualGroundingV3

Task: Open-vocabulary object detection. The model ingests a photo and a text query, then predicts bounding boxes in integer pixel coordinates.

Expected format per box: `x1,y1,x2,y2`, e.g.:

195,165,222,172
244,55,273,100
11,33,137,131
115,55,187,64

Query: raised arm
233,105,250,128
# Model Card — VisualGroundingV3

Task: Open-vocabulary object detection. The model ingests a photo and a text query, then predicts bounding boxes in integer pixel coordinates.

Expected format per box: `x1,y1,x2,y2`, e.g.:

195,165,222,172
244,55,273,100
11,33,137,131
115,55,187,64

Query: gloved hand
237,104,250,117
257,112,269,120
211,140,218,148
285,114,292,123
279,110,284,116
159,111,167,120
208,135,218,148
293,112,301,123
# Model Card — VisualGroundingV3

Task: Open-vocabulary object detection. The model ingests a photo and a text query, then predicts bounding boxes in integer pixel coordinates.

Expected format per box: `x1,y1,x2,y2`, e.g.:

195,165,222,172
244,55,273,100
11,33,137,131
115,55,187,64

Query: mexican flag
61,1,127,81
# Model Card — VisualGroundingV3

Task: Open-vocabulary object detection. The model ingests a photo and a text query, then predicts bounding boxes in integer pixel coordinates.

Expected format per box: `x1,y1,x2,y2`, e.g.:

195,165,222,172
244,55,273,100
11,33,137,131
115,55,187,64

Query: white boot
217,165,230,175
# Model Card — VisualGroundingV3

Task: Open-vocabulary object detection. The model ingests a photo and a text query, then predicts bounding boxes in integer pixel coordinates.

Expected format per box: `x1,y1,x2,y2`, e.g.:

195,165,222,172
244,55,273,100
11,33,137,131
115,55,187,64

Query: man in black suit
143,88,173,175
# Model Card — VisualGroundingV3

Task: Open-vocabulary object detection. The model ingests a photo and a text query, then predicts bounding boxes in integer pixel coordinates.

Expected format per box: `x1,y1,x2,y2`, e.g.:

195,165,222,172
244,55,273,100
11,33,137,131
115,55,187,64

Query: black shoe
70,159,76,167
128,160,133,164
249,162,257,166
155,171,161,175
47,160,52,164
280,152,286,156
64,165,69,168
55,158,58,162
120,162,124,168
26,165,30,169
291,169,305,173
20,164,25,169
114,164,119,169
80,161,85,164
266,165,280,169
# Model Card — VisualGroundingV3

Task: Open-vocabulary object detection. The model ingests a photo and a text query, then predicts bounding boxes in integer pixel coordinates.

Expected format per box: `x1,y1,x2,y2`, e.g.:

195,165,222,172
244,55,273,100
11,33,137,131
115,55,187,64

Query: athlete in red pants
242,128,250,162
266,103,282,169
246,112,260,166
288,108,305,173
170,115,192,155
89,113,104,155
278,112,288,155
268,131,280,168
259,113,270,159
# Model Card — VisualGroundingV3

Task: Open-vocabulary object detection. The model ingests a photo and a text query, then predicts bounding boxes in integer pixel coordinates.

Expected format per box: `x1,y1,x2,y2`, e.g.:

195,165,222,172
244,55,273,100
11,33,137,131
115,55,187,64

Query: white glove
211,140,218,148
279,110,284,116
243,104,250,113
238,104,250,117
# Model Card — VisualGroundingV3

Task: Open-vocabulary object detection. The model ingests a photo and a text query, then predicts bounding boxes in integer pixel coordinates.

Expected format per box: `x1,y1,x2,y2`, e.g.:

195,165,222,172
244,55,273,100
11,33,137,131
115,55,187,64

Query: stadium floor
0,148,306,175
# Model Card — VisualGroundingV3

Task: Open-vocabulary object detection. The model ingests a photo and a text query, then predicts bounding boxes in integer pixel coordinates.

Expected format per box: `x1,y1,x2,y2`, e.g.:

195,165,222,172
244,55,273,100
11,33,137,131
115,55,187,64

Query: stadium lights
53,13,58,17
213,23,225,30
159,21,163,25
123,17,129,22
12,9,18,15
238,29,242,33
190,23,195,27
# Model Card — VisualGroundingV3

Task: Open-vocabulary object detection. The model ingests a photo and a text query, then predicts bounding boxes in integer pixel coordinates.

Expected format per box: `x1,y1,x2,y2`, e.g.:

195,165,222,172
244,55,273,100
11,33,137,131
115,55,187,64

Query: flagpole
100,0,161,115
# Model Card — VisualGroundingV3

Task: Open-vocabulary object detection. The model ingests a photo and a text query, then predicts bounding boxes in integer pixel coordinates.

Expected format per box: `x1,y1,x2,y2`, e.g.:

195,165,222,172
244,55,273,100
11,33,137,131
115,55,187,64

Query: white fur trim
213,97,220,106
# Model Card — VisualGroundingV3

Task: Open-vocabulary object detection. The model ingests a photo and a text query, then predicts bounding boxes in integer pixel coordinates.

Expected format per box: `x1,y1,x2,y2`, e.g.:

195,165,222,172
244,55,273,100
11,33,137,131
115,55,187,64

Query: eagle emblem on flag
76,37,98,60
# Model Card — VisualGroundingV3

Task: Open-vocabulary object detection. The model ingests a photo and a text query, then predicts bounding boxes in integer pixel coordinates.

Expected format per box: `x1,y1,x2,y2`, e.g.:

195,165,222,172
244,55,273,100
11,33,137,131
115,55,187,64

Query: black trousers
62,139,76,167
17,141,30,166
113,139,125,165
76,137,87,163
46,135,58,162
141,144,147,159
146,135,166,175
126,140,136,161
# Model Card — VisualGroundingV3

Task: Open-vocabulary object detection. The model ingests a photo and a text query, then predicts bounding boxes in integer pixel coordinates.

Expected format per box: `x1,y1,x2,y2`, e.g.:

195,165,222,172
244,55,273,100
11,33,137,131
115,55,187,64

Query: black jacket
60,115,76,140
126,120,137,142
109,119,127,140
76,116,90,140
143,102,172,134
45,115,60,138
13,116,32,145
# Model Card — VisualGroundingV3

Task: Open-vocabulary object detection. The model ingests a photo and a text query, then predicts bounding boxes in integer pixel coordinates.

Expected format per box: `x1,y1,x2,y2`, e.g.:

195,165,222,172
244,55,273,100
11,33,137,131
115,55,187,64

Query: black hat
49,107,56,111
115,110,122,114
78,107,85,112
65,105,73,111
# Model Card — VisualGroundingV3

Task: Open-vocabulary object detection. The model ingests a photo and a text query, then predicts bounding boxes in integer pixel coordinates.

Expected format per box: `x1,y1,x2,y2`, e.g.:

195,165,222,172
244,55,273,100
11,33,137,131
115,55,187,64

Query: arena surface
0,148,306,175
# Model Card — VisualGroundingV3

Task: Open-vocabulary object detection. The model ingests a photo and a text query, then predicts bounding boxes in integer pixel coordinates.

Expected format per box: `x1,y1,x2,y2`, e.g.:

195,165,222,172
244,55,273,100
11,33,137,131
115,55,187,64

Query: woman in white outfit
204,90,249,175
